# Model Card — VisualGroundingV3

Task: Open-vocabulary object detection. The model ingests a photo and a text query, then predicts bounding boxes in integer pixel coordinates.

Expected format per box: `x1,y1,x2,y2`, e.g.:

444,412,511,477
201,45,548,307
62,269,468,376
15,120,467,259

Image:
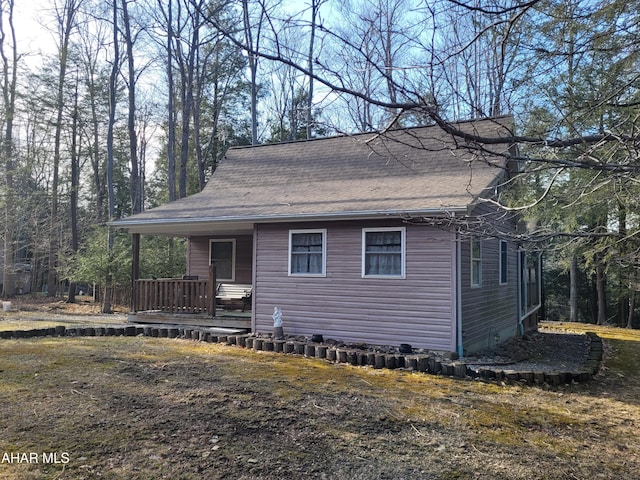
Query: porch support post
131,233,140,312
208,264,216,317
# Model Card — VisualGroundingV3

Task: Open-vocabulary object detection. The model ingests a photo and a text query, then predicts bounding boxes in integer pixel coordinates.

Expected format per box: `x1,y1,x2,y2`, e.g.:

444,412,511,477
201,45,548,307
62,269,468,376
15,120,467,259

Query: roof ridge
226,115,514,152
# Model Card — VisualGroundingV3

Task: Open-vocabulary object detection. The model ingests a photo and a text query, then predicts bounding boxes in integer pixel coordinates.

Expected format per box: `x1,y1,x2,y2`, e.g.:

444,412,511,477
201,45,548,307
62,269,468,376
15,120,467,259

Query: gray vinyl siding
460,232,519,354
254,220,456,351
187,235,253,284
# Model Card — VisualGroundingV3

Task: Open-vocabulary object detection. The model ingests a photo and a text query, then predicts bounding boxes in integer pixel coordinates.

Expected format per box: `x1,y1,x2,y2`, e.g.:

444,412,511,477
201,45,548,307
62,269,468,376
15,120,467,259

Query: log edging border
0,326,603,385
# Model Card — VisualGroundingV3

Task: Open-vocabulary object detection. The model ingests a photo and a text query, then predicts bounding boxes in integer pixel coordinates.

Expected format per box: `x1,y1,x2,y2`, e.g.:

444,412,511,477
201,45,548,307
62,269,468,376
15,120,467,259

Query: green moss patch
0,326,638,479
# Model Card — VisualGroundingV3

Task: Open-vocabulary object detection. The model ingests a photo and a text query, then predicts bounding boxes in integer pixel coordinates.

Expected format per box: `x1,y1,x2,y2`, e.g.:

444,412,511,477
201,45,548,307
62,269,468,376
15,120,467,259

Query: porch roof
111,117,514,236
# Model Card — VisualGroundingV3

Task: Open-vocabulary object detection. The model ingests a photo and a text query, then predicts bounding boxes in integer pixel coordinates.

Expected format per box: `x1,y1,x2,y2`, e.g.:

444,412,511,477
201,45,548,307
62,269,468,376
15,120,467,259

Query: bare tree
66,71,81,303
241,0,278,144
192,4,247,190
77,5,110,223
305,0,324,139
104,0,120,313
264,25,306,141
121,0,142,213
0,0,18,298
47,0,82,298
174,0,202,199
437,0,526,118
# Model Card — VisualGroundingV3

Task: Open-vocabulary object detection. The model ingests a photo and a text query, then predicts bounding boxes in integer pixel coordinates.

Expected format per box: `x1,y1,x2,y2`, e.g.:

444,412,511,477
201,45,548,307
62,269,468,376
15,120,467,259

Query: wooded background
0,0,638,326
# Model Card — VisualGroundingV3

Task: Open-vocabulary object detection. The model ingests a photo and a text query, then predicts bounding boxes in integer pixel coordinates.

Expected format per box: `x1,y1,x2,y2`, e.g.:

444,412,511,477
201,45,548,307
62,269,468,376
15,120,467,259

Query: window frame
519,249,542,319
288,229,327,277
209,238,236,282
361,227,406,279
470,237,482,288
499,240,508,285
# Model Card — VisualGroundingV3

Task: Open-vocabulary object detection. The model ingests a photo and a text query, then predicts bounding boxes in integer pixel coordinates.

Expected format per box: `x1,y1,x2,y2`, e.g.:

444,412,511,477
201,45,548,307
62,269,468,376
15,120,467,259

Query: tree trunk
89,76,105,222
618,201,628,325
596,258,607,325
178,21,198,199
242,0,259,145
67,73,80,304
306,0,318,139
628,266,638,329
161,0,177,201
121,0,141,214
103,0,119,314
0,0,18,298
48,0,79,298
569,254,578,322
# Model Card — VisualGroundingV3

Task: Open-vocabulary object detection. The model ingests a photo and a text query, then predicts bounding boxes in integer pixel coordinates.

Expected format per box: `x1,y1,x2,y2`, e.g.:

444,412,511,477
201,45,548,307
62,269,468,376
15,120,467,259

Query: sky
12,0,55,62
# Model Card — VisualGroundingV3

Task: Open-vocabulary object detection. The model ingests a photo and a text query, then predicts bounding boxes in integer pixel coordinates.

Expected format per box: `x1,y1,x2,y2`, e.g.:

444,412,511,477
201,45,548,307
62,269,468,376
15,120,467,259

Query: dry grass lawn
0,308,638,479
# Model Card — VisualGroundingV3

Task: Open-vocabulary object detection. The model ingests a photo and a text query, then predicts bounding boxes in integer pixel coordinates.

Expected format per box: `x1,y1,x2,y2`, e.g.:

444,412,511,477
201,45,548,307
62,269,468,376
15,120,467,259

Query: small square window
289,230,326,276
362,228,405,278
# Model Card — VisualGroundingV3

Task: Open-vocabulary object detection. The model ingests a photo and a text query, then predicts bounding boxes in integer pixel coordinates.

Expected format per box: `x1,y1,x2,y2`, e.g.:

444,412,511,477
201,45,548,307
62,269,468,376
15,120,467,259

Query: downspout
456,229,464,358
517,247,524,336
251,223,258,333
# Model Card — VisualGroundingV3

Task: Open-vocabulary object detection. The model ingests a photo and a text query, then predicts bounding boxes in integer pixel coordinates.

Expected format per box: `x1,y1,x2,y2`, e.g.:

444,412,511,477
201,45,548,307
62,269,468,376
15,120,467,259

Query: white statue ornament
272,306,284,339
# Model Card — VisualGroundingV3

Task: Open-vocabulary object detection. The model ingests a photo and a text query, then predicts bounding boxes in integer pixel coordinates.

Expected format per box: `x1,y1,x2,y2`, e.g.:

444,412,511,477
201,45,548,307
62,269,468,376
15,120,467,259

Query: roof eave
109,207,469,235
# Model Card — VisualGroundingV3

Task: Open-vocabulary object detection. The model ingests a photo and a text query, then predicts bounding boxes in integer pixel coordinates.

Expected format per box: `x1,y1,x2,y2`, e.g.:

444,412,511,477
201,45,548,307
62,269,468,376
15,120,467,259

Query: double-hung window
471,237,482,287
289,229,326,276
362,228,405,278
499,240,508,285
210,239,236,282
519,250,541,317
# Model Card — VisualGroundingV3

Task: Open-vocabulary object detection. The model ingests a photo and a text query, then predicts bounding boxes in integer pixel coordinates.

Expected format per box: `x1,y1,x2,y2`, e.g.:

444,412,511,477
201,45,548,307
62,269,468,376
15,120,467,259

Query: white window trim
209,238,236,282
288,229,327,277
471,237,482,288
361,227,406,279
499,240,508,285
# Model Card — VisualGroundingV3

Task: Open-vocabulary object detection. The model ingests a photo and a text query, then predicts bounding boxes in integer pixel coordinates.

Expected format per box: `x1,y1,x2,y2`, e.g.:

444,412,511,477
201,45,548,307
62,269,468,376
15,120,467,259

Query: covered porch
129,272,251,329
127,222,256,331
129,265,252,330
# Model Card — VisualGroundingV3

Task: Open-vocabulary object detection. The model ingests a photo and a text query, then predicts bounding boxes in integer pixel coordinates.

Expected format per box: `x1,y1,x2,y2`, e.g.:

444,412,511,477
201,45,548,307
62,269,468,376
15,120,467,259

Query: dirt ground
0,298,639,479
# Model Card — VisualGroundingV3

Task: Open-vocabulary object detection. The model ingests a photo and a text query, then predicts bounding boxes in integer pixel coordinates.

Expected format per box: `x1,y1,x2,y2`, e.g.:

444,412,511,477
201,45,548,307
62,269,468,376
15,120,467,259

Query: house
110,116,541,355
0,259,32,296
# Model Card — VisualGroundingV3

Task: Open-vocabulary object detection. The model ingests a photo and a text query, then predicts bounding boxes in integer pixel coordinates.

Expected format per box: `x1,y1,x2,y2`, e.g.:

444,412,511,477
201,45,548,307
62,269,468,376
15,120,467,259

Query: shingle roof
112,116,514,233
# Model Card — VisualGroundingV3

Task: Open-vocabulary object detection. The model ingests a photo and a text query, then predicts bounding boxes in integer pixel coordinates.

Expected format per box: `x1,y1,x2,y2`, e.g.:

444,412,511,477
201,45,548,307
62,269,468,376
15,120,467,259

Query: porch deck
129,310,251,330
131,273,252,330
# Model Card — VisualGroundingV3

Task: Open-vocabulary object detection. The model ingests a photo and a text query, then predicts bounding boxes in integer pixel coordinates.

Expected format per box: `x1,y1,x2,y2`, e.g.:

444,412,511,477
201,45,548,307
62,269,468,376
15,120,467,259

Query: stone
336,349,348,363
384,355,397,369
453,363,467,378
294,342,306,355
405,356,418,370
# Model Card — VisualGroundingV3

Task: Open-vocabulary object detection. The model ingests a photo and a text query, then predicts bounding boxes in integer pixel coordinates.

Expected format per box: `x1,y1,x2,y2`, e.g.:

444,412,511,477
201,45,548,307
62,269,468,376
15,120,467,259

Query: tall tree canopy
2,0,639,326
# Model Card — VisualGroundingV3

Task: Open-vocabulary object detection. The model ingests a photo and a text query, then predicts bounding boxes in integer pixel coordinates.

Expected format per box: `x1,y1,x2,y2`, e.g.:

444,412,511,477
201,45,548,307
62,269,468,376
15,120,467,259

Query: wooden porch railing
133,278,208,314
133,266,217,315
